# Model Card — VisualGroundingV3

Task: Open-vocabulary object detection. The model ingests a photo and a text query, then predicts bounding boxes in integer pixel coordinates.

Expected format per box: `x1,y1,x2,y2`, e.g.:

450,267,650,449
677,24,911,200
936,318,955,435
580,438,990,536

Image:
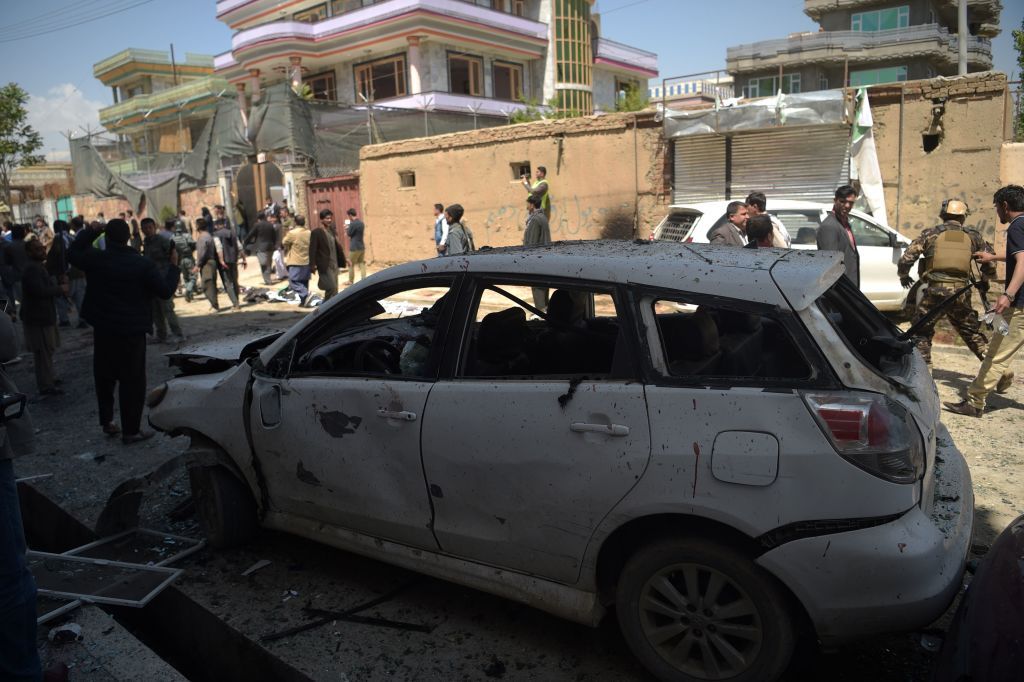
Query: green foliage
292,82,314,101
0,82,44,207
615,87,650,113
1014,19,1024,141
509,96,583,123
158,205,177,223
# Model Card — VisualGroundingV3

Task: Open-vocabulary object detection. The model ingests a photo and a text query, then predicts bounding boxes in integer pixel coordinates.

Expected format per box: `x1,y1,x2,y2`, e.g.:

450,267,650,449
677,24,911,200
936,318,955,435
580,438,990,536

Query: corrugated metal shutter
673,136,726,204
731,125,850,203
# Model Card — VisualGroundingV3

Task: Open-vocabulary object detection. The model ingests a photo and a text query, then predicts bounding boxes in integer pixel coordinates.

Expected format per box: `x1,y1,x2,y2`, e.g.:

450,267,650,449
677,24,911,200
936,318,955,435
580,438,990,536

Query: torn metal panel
63,529,205,568
37,596,82,625
663,90,848,138
28,551,182,608
95,455,188,536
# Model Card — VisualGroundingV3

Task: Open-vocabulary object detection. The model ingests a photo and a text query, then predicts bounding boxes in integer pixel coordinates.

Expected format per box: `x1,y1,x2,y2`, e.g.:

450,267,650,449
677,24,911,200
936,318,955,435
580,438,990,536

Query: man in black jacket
69,219,179,444
816,185,861,287
213,213,246,309
244,211,279,285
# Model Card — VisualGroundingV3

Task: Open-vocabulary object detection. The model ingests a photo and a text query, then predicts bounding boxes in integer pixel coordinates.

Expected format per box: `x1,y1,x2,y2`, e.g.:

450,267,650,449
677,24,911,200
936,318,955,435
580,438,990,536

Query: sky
0,0,1019,161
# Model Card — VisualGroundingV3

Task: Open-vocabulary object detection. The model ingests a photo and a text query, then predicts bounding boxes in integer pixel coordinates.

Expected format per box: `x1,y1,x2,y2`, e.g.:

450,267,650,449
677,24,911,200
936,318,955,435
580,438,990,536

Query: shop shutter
731,125,850,203
672,135,726,204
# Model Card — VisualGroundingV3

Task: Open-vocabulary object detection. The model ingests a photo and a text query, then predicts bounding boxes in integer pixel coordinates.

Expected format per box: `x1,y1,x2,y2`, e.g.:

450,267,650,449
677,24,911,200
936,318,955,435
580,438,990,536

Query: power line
0,0,159,44
600,0,650,15
4,0,109,33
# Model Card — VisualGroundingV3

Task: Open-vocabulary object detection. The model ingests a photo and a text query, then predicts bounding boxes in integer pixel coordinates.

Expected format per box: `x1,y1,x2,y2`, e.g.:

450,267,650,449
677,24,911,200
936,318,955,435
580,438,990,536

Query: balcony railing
594,37,658,76
225,0,547,57
98,75,230,125
94,48,214,77
727,23,991,63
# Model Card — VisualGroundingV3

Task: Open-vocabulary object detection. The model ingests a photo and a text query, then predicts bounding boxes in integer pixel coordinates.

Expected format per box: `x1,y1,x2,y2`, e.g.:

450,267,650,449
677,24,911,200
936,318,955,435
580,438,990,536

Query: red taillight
803,392,924,484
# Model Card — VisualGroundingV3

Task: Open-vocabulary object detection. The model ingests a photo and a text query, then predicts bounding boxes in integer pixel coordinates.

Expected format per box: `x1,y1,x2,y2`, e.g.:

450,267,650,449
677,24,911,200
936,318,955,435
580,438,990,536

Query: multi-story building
648,74,735,109
94,49,229,165
727,0,999,97
213,0,657,118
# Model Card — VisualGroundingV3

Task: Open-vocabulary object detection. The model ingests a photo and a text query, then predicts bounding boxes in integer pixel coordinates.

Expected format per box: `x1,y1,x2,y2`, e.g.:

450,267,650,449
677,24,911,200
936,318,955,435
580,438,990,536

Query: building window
448,54,484,96
294,3,327,23
330,0,378,13
511,161,531,180
849,65,908,87
742,74,800,98
851,5,909,32
512,0,526,16
355,54,407,101
307,70,337,101
493,61,524,100
398,170,416,188
553,0,593,114
819,74,829,90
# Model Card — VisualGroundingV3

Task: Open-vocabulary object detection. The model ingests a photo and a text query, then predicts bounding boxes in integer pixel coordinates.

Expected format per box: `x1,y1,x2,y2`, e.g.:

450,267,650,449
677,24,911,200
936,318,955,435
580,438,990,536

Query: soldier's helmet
941,199,968,218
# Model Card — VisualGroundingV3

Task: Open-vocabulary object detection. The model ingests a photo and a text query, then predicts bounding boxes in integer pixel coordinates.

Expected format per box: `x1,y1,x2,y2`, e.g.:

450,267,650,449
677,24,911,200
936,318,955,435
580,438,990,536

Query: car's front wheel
189,465,259,549
616,538,796,682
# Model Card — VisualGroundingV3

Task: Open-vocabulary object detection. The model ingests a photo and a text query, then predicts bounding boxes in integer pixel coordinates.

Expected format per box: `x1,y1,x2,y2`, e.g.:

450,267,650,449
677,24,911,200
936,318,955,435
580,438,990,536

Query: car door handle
377,408,417,421
570,422,630,437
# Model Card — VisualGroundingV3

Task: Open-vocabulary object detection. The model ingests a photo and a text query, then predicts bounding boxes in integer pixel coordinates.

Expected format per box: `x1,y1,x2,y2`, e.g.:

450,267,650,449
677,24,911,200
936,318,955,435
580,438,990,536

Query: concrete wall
358,110,668,264
868,72,1008,246
72,185,220,223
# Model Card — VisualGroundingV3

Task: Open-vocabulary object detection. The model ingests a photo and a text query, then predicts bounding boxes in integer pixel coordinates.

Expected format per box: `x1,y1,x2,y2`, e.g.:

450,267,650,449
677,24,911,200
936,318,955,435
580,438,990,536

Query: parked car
149,241,972,682
933,513,1024,682
652,200,913,312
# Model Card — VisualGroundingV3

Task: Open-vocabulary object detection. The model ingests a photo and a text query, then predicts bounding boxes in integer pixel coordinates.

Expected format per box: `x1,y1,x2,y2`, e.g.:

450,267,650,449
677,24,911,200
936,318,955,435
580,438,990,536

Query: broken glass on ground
28,551,182,607
62,528,205,567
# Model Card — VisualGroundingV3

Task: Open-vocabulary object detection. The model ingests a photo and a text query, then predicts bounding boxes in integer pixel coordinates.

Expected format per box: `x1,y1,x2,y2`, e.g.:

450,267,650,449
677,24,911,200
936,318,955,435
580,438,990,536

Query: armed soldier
170,219,197,303
897,199,1013,391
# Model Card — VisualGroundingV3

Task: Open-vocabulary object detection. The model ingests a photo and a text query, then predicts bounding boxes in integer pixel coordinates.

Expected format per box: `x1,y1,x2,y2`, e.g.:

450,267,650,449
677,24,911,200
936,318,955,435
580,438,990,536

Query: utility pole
957,0,968,76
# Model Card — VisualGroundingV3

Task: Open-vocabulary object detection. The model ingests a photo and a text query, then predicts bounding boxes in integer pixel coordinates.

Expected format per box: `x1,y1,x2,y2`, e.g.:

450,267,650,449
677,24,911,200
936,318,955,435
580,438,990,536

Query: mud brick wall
357,111,670,264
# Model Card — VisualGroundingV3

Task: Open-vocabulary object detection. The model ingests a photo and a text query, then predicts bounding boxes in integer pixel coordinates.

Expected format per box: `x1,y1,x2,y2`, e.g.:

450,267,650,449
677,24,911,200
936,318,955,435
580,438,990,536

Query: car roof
371,240,844,310
665,199,826,213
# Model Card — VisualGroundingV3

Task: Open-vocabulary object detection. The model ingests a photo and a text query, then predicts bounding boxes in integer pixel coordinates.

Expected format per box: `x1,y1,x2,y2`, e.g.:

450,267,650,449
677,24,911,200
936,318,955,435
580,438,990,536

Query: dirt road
10,270,1022,681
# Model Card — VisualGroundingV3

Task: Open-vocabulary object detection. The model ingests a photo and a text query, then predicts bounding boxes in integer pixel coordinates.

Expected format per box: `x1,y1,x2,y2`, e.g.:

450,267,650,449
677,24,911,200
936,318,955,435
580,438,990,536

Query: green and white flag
850,88,888,225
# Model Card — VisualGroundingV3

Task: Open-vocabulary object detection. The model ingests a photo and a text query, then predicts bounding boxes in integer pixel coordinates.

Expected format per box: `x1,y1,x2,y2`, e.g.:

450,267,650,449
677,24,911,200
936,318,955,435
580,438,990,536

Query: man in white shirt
746,191,791,248
433,203,448,256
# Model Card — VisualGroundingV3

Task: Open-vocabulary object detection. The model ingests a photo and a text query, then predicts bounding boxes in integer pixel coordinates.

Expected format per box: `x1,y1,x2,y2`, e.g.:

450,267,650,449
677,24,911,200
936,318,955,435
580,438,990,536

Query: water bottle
983,311,1010,336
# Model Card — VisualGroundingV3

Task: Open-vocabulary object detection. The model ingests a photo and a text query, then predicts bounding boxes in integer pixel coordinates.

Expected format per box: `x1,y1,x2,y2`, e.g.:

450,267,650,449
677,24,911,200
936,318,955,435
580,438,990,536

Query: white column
407,36,423,94
290,56,303,89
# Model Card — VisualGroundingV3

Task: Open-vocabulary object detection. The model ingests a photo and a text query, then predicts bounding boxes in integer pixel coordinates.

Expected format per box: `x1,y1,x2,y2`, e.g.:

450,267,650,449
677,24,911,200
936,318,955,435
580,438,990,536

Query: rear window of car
816,278,908,376
772,210,822,244
657,212,701,242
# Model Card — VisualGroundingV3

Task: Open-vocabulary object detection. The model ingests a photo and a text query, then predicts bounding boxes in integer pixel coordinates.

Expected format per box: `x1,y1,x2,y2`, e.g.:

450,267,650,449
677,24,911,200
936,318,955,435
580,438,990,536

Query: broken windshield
817,278,913,377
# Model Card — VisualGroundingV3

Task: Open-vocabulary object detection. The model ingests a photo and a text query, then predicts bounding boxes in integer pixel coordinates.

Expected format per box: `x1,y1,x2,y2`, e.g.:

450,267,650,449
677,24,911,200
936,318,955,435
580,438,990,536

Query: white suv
150,241,971,682
653,200,913,311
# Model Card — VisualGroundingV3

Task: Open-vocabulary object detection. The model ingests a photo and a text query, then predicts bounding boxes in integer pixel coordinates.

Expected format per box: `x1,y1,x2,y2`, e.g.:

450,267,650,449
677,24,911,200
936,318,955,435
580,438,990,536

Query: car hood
166,332,282,375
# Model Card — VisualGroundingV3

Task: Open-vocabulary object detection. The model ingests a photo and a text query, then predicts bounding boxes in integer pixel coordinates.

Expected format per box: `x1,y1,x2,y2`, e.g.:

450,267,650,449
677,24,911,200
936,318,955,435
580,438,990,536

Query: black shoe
943,400,983,417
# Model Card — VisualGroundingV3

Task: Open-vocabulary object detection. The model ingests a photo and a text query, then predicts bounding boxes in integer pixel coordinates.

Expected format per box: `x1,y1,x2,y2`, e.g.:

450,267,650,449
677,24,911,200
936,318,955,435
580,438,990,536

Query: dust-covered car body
150,241,972,682
653,200,913,311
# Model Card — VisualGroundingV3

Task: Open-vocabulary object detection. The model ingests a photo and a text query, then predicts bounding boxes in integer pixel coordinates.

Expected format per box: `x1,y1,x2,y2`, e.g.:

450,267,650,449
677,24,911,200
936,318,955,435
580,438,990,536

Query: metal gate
731,126,850,203
672,136,727,204
672,125,850,204
306,175,360,225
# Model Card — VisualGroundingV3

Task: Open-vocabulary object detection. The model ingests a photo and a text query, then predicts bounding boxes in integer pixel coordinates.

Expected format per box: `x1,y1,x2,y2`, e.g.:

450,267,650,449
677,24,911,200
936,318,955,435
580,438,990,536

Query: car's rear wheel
616,538,796,682
189,465,259,549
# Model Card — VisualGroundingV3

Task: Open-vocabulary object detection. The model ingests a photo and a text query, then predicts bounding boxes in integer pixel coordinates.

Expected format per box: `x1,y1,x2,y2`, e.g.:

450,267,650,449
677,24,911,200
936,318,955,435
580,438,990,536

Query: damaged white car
149,241,972,682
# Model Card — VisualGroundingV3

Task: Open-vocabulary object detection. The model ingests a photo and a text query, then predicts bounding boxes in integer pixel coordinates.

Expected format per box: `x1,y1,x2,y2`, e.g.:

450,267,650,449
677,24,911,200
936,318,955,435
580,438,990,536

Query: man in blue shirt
433,203,448,257
946,185,1024,416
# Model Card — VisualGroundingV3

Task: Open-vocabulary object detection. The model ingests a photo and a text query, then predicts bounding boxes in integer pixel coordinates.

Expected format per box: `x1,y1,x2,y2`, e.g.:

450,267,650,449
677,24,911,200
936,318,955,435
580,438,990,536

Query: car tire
189,465,259,549
615,538,796,682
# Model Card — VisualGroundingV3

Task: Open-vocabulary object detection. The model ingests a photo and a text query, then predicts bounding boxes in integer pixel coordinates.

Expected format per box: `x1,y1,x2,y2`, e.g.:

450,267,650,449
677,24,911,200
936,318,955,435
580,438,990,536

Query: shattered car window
292,281,453,378
652,298,810,380
461,282,626,378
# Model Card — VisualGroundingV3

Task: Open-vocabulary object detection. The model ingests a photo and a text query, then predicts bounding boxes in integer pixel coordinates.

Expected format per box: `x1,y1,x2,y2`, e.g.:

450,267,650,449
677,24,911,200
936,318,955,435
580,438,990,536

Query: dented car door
420,279,651,584
248,278,458,550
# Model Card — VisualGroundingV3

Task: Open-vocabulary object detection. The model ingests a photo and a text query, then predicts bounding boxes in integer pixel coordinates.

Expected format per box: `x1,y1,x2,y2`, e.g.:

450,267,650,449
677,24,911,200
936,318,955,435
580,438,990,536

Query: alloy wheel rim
638,562,763,679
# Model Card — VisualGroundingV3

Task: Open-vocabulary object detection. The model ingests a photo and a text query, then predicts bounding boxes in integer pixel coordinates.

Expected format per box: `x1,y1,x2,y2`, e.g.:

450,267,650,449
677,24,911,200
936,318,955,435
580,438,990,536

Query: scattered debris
241,559,272,576
15,473,53,484
62,528,205,568
483,655,507,678
47,623,83,644
261,579,423,643
75,452,105,463
28,550,182,607
94,454,187,536
282,589,299,602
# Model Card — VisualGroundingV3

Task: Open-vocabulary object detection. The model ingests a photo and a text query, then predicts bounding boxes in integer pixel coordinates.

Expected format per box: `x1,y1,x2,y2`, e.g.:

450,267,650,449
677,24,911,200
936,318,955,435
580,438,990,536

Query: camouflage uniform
897,220,996,364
